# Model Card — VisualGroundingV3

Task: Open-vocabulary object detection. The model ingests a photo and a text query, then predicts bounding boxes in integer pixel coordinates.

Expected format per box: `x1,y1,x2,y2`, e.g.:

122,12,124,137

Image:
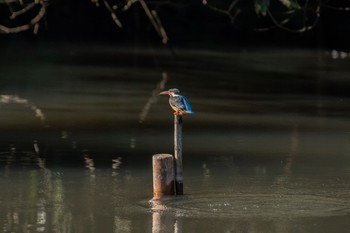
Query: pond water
0,45,350,232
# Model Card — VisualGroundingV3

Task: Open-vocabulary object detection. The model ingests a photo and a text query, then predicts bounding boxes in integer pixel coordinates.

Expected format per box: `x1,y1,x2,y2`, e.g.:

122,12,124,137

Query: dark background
1,0,350,50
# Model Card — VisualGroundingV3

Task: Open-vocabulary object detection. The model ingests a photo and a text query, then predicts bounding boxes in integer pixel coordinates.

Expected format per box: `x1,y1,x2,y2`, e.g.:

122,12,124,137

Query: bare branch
263,6,320,33
10,2,36,19
202,0,241,24
103,0,123,27
321,1,350,11
93,0,169,44
151,10,168,44
0,0,18,3
139,0,169,44
0,0,46,34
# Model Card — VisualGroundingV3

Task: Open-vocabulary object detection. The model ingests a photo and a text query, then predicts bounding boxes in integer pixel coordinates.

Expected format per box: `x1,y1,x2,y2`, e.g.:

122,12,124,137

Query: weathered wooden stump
152,154,175,199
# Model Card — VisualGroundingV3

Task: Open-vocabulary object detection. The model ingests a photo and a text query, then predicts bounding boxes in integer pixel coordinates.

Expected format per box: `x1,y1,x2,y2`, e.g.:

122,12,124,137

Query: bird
160,88,194,115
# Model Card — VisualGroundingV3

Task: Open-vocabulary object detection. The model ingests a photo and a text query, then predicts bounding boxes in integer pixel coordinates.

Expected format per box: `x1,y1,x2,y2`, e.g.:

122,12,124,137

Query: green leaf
279,0,301,10
255,0,270,17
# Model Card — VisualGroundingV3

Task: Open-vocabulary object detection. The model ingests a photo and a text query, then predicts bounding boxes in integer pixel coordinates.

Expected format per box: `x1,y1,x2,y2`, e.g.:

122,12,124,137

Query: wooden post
174,115,183,195
152,154,175,199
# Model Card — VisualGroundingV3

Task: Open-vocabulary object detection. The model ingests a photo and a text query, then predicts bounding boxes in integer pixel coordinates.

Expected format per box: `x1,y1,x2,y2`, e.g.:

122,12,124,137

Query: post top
153,154,173,159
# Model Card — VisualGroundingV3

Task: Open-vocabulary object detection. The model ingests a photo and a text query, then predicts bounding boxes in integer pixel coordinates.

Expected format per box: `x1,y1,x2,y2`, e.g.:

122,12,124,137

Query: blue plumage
180,96,193,113
160,88,194,115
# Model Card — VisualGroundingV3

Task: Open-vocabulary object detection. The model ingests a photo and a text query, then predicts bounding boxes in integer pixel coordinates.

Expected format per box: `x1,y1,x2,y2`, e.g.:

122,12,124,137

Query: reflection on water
138,72,168,123
0,95,46,124
1,47,350,232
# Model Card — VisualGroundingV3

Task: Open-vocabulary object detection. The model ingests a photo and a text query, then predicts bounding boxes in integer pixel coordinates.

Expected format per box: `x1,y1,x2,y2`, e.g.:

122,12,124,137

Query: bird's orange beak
160,91,171,95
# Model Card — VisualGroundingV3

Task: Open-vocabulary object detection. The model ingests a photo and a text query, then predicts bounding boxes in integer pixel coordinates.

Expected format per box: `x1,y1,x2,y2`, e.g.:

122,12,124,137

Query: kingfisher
160,88,194,115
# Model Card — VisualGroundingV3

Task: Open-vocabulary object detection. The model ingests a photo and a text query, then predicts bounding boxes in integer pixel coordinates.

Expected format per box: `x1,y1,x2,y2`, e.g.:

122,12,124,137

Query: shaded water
1,45,350,232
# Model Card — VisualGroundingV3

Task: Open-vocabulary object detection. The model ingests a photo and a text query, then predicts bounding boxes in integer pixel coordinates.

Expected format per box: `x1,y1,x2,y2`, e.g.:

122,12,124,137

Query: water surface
0,46,350,232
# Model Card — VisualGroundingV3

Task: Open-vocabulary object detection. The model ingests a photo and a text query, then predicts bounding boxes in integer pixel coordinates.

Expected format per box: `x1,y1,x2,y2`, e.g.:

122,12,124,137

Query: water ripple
149,193,350,218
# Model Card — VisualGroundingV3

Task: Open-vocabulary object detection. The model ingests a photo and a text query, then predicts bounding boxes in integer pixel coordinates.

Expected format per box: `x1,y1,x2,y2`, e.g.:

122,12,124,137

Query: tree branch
0,0,46,34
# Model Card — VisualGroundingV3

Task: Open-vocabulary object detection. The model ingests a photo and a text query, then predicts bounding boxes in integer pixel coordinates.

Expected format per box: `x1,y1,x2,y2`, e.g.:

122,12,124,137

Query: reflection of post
151,199,181,233
112,157,122,177
153,154,175,199
283,124,299,175
152,211,177,233
152,212,162,233
275,124,299,186
174,218,183,233
33,140,40,154
174,115,183,195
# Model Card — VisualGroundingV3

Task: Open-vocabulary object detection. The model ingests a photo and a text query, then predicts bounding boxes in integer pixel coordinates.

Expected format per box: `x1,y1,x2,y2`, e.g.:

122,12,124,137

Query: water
0,45,350,232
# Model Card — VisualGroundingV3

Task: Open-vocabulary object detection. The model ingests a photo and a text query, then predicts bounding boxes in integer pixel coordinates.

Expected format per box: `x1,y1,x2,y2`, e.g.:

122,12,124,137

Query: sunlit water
0,45,350,232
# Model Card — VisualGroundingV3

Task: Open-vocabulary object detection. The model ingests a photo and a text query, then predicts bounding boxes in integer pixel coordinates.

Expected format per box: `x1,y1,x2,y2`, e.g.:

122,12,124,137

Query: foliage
203,0,349,33
0,0,350,42
255,0,270,16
